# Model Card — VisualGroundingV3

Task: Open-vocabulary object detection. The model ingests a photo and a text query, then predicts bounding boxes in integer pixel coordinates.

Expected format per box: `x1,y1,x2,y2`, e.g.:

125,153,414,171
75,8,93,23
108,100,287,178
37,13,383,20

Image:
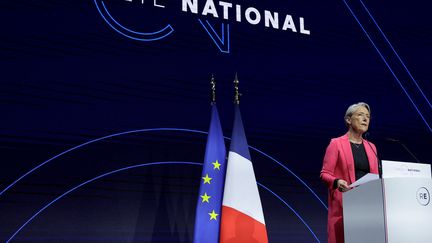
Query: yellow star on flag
209,210,219,220
202,174,212,184
200,192,211,203
212,160,221,170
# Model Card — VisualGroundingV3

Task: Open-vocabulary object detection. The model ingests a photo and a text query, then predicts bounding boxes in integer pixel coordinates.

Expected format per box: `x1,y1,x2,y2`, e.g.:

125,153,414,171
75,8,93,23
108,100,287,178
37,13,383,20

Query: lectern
343,160,432,243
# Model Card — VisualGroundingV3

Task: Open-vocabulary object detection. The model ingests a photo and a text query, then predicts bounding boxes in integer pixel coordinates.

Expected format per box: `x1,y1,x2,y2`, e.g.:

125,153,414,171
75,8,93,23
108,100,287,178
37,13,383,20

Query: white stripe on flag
222,151,266,225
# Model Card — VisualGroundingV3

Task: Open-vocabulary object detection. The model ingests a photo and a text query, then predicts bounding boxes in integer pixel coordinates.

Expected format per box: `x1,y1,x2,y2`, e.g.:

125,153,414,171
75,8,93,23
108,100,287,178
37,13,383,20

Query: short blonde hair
344,102,370,127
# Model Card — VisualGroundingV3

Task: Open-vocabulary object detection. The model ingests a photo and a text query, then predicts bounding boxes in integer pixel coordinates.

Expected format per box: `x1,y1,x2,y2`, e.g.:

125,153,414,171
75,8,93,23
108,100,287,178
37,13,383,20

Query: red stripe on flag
220,206,268,243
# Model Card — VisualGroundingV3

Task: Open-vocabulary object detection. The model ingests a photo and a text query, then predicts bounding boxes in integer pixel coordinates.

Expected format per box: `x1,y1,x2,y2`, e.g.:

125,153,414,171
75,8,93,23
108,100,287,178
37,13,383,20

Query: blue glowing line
94,0,174,41
100,1,170,36
205,20,224,43
257,182,321,243
0,128,203,197
359,0,432,110
227,24,230,52
8,162,320,243
198,19,230,53
248,145,327,209
6,162,200,242
0,128,326,210
204,20,230,53
342,0,432,132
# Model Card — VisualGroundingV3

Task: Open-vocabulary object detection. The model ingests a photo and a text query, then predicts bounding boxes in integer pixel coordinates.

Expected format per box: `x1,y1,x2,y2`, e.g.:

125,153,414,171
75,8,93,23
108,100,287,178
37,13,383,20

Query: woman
320,102,379,243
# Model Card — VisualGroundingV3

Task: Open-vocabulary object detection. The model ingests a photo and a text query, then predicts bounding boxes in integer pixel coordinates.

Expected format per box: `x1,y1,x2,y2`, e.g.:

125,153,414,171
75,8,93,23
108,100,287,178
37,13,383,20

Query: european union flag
193,104,227,243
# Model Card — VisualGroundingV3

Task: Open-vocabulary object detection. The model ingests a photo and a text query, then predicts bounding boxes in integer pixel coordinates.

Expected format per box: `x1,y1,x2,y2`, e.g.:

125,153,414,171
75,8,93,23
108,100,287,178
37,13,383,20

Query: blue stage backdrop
1,0,431,242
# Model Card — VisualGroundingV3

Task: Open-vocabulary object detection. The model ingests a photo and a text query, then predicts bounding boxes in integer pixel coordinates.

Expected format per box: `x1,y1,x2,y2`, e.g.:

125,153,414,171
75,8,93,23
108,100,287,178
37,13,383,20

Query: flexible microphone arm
364,133,382,178
385,138,421,163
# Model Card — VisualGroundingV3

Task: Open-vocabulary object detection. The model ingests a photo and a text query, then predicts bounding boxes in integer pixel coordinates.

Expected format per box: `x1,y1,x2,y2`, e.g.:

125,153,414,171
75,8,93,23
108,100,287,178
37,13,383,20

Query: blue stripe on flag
229,105,251,160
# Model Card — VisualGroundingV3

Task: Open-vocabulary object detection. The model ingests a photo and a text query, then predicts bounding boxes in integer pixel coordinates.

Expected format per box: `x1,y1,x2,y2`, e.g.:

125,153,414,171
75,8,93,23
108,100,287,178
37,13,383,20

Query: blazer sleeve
320,139,339,189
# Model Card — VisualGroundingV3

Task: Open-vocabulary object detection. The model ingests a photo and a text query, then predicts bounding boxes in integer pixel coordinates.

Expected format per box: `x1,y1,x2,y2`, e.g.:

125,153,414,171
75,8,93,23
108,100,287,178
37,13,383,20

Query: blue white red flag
220,105,269,243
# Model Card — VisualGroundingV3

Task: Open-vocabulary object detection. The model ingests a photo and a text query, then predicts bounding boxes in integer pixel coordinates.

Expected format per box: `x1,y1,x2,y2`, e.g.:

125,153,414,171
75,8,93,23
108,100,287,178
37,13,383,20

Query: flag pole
234,73,240,104
211,74,216,104
193,74,227,243
220,73,269,243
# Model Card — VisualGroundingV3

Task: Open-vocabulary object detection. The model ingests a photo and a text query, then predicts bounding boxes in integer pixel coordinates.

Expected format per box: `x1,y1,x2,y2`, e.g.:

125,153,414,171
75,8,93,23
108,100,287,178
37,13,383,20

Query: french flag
219,105,269,243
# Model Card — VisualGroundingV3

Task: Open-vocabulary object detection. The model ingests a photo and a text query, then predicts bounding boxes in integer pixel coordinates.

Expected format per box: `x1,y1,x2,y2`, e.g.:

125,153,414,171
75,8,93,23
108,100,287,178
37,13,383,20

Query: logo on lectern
417,187,430,206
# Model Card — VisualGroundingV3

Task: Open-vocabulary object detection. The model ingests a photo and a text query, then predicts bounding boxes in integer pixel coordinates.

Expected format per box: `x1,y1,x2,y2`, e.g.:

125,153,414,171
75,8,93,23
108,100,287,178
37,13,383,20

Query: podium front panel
383,178,432,243
343,179,386,243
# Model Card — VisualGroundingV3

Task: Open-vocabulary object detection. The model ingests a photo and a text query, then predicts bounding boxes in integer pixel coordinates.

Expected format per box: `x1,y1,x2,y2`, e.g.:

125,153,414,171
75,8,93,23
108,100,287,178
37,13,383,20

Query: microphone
364,132,382,178
385,137,421,163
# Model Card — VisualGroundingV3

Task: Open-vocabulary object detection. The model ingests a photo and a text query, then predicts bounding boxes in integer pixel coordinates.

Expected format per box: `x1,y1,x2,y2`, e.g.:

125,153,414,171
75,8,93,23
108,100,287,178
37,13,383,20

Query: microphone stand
386,138,421,163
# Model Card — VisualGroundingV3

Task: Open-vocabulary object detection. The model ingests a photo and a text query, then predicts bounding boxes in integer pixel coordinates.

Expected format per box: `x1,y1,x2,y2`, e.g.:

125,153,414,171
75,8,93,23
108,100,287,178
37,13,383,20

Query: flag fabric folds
193,104,227,243
220,104,269,243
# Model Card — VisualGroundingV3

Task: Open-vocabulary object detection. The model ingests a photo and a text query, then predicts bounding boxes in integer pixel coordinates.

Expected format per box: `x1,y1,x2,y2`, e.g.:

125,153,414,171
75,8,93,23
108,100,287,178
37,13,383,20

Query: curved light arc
0,128,326,209
94,0,174,41
7,161,320,243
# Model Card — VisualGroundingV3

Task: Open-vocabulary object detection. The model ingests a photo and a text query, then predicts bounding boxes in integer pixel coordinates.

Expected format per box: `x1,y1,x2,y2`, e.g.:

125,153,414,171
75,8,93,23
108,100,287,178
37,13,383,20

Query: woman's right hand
337,179,351,192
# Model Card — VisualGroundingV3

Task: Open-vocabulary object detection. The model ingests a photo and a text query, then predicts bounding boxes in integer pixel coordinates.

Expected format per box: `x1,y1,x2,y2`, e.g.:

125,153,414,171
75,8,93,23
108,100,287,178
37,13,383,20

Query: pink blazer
320,133,379,243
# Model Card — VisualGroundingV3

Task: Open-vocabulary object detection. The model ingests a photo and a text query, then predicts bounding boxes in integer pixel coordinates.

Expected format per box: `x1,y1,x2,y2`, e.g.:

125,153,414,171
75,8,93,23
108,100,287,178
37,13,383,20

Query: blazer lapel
340,133,356,183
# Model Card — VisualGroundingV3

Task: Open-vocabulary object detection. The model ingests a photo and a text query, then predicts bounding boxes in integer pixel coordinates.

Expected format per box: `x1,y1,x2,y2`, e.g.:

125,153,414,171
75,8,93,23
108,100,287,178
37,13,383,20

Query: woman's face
347,106,370,134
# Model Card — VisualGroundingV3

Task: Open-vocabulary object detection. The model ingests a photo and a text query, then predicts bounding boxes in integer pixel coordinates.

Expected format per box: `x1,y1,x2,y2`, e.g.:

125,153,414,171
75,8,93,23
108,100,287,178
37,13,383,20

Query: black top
351,142,370,180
